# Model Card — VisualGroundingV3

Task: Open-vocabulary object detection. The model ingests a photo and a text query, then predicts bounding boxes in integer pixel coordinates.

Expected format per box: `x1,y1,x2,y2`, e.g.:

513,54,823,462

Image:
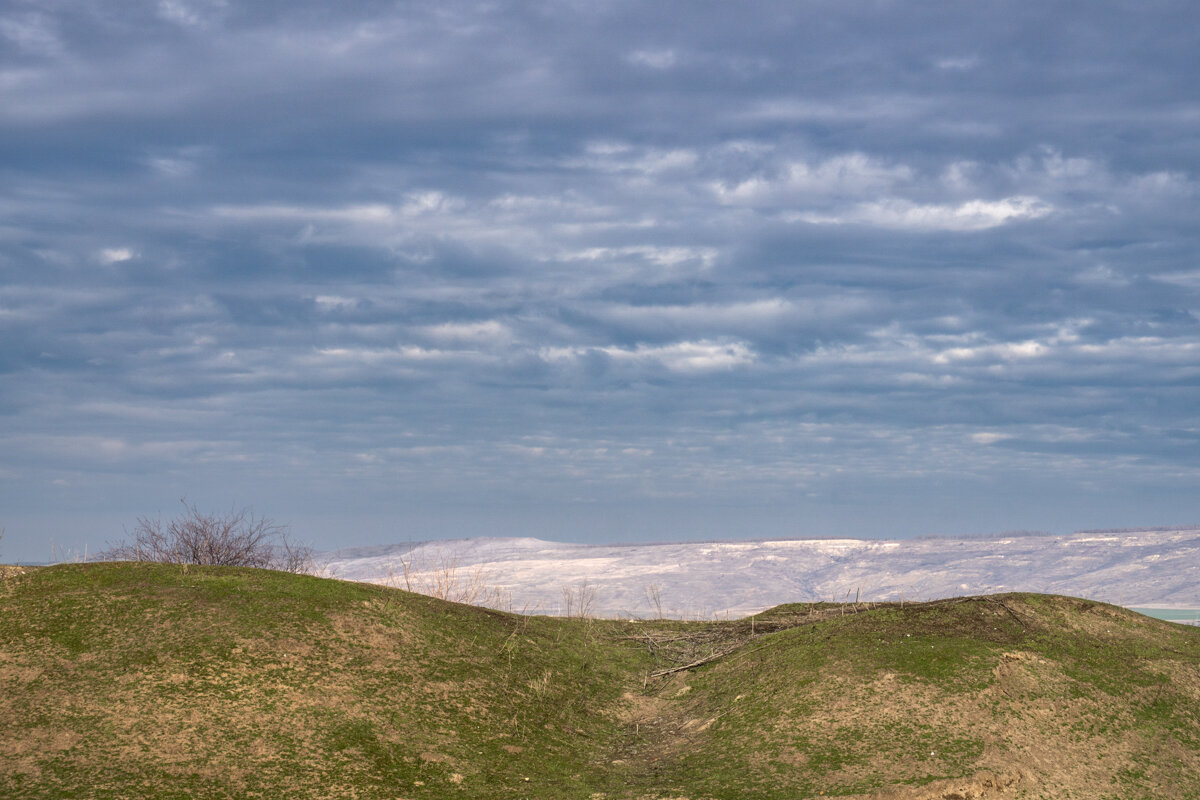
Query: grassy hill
1,562,1198,799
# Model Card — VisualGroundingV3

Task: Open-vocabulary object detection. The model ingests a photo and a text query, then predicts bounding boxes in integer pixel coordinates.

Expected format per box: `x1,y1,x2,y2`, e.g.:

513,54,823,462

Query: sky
2,1,1200,562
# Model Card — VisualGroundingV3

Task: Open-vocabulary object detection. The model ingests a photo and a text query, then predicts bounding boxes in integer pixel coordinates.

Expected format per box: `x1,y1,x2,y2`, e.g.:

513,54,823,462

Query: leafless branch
104,501,313,573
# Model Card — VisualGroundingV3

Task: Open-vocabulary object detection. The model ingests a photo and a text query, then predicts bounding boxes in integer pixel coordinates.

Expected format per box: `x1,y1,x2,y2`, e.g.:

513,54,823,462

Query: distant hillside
2,563,1199,799
322,528,1200,618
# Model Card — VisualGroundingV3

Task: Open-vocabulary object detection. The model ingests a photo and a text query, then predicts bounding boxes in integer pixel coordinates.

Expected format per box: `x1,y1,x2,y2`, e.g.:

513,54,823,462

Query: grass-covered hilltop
2,562,1198,799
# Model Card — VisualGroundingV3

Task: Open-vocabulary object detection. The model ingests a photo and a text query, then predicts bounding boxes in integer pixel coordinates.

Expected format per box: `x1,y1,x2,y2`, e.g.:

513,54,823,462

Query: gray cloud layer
3,1,1199,560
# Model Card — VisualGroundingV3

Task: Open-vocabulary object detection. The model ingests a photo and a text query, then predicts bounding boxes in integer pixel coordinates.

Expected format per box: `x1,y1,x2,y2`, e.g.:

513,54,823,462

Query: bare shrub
105,501,313,573
561,579,597,618
49,541,89,565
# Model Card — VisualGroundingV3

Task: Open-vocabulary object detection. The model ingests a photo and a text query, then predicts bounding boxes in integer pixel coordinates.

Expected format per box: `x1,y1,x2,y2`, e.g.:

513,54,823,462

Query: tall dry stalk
645,583,664,619
561,579,597,618
384,546,510,608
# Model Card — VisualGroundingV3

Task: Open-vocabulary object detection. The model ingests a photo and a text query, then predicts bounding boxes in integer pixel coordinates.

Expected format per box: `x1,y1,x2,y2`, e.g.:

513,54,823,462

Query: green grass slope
2,563,1198,800
0,563,645,799
636,596,1200,799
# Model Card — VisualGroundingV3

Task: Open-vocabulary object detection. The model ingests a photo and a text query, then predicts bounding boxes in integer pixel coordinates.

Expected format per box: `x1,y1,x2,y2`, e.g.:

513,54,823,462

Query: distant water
1129,608,1200,626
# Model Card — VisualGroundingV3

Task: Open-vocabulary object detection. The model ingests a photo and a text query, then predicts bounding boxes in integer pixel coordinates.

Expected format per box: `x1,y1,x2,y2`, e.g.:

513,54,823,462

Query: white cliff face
320,528,1200,619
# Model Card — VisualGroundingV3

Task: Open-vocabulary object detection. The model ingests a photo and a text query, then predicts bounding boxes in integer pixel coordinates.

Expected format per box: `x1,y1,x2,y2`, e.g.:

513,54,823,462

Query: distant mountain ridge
322,527,1200,618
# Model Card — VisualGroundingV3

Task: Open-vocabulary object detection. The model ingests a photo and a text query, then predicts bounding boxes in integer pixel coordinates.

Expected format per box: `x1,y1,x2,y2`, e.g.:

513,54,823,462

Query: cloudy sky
3,1,1199,562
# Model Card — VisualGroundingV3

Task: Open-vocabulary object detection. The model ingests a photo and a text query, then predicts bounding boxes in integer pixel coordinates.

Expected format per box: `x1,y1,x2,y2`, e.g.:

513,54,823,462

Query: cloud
793,196,1053,231
543,340,756,373
931,339,1048,364
0,13,63,56
626,49,678,70
156,0,205,28
98,248,136,264
597,299,794,328
935,56,980,71
2,0,1200,558
422,320,513,345
713,153,915,204
211,204,397,224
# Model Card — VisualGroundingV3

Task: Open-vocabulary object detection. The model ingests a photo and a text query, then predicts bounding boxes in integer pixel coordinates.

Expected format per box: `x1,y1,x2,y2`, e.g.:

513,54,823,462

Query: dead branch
647,645,743,678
